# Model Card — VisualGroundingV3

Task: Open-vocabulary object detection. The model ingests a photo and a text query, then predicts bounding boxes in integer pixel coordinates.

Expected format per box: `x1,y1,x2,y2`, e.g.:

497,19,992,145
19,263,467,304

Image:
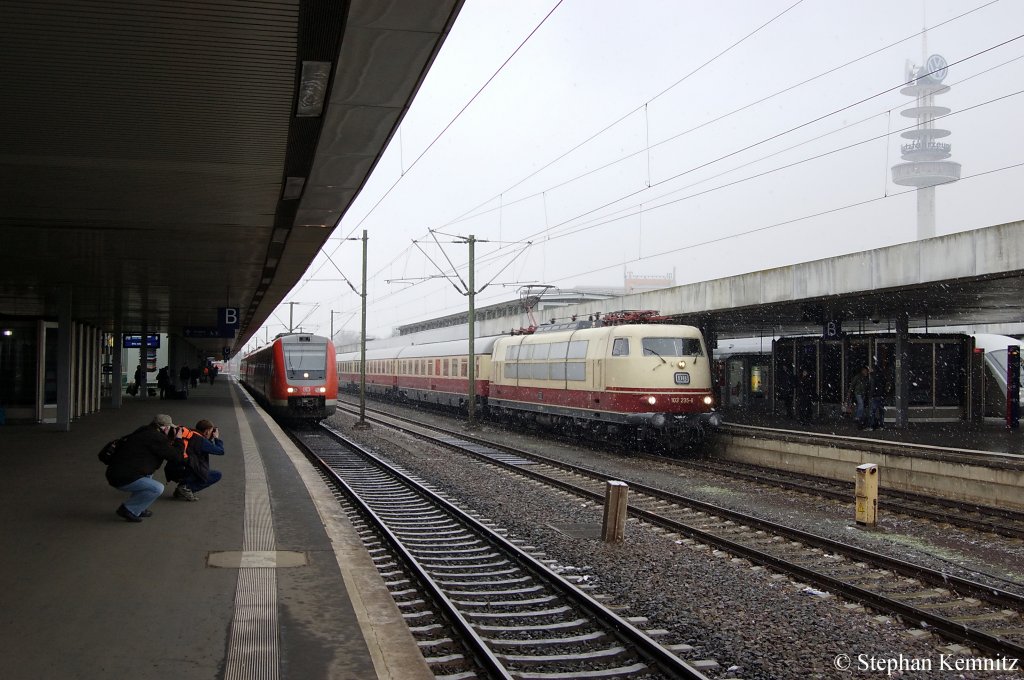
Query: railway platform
722,409,1024,456
0,378,432,680
714,409,1024,511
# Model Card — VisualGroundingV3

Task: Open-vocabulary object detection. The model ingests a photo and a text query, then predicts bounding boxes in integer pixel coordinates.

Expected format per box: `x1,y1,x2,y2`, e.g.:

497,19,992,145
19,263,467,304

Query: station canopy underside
0,0,463,357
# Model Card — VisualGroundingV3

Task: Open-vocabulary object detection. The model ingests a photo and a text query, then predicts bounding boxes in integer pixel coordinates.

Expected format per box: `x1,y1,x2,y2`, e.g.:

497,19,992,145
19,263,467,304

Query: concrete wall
712,433,1024,511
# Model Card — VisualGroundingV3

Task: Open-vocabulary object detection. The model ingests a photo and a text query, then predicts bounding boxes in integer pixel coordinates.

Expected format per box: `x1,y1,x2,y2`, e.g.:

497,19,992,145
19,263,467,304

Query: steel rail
339,404,1024,660
300,422,711,680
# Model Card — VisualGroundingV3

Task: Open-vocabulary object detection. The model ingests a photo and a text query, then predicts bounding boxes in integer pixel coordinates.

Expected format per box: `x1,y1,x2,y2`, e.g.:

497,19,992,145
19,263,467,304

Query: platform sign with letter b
219,307,239,329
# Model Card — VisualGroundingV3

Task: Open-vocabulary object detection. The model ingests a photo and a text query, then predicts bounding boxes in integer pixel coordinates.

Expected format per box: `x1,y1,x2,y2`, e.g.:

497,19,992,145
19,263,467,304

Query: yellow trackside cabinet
855,463,879,526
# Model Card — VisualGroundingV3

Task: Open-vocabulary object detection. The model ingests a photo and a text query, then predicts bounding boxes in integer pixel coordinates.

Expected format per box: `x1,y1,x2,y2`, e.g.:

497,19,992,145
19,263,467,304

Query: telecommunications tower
891,53,961,240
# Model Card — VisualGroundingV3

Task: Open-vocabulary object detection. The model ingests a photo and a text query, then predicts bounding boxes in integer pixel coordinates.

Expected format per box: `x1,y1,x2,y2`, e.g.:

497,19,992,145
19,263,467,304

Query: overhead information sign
123,334,161,348
184,327,235,339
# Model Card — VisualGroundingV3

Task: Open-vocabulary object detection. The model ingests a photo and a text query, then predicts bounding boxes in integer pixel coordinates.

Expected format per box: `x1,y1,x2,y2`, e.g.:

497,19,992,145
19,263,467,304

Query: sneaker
116,504,143,522
173,484,198,501
138,509,153,518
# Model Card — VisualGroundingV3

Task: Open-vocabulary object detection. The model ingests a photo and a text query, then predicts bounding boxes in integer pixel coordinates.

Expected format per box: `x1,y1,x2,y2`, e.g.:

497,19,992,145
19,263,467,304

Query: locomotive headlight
677,360,686,369
703,396,713,405
318,386,327,393
286,387,296,394
646,396,657,406
303,372,310,378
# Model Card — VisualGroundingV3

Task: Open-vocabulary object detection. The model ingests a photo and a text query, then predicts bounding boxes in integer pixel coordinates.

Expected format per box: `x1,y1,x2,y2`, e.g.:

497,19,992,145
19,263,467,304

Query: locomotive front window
285,345,327,379
642,337,703,358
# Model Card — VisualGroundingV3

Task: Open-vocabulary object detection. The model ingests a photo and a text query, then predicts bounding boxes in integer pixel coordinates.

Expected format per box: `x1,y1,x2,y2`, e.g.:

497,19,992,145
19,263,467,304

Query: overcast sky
260,0,1024,345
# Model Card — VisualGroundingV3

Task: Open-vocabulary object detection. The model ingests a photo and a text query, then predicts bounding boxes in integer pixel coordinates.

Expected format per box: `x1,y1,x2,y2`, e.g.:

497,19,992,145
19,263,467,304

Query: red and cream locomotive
338,313,721,450
241,333,338,421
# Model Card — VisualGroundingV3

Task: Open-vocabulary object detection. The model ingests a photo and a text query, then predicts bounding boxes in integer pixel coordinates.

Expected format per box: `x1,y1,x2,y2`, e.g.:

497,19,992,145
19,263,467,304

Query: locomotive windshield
284,344,327,379
642,337,703,357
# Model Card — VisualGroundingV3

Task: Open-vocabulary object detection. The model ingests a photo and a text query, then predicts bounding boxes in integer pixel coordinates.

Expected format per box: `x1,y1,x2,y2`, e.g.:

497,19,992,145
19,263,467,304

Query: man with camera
105,414,187,522
165,419,225,501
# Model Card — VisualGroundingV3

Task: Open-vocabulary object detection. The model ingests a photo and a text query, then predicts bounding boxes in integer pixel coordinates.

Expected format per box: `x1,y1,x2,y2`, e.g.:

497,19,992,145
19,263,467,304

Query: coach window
567,340,588,358
549,341,568,359
612,338,629,356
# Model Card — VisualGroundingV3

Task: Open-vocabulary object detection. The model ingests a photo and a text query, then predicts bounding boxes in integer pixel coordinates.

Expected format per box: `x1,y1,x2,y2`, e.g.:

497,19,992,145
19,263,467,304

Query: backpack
98,435,129,465
164,427,199,482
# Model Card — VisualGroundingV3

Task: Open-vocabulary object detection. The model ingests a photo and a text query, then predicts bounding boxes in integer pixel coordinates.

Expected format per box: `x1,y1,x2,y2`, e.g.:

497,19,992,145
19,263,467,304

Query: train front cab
272,334,337,420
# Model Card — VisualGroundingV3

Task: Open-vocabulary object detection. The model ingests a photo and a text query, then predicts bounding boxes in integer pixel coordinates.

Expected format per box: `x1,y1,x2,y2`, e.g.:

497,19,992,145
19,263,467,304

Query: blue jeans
118,475,164,515
181,469,222,494
869,397,885,428
854,394,866,422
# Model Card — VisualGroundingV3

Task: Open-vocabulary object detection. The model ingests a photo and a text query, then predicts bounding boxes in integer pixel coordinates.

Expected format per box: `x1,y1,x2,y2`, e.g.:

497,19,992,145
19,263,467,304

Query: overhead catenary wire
330,1,1004,299
297,4,1017,335
293,0,566,299
324,0,810,290
439,1,998,229
537,160,1024,290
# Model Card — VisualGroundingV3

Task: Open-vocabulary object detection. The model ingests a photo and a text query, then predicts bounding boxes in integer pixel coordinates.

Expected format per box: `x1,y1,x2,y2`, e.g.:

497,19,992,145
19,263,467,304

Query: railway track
334,403,1024,660
678,458,1024,540
292,423,714,679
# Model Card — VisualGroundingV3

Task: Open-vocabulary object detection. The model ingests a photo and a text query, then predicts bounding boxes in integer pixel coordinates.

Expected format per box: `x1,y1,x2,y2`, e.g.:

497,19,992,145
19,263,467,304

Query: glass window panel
568,341,588,358
935,342,964,407
549,341,568,358
611,338,629,356
550,362,566,380
566,362,586,381
285,345,327,379
907,342,934,406
642,337,704,357
504,364,517,379
533,344,550,360
820,342,843,402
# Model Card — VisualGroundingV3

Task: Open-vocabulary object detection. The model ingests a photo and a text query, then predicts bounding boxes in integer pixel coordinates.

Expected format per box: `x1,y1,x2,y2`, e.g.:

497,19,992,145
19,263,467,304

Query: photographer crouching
105,414,187,523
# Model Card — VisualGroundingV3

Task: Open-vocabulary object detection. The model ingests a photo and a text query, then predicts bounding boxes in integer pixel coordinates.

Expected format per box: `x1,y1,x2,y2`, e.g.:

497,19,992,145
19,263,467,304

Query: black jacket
165,432,224,483
105,425,184,488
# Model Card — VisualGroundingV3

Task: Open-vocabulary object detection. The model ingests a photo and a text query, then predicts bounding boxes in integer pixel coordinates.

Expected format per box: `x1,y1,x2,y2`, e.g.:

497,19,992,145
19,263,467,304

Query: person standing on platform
105,414,186,522
868,365,887,430
848,366,869,429
131,364,144,396
156,365,170,400
796,368,815,425
167,419,225,501
179,365,191,397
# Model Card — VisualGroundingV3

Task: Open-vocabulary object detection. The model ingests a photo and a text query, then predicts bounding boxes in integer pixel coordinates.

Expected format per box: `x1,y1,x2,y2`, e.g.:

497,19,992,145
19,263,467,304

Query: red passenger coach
240,333,337,421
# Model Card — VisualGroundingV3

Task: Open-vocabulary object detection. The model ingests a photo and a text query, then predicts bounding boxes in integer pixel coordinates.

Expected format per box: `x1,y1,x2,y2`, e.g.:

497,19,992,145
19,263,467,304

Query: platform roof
381,221,1024,345
0,0,463,357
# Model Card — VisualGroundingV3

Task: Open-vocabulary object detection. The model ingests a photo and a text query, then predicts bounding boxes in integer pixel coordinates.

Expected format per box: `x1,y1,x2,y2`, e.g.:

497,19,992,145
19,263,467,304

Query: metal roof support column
111,319,123,409
55,287,73,431
467,235,477,428
138,323,149,400
894,313,910,428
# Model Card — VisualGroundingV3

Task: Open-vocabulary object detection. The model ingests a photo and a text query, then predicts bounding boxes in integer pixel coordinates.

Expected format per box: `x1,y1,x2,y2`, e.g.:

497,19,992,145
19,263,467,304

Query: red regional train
240,333,338,421
338,313,722,450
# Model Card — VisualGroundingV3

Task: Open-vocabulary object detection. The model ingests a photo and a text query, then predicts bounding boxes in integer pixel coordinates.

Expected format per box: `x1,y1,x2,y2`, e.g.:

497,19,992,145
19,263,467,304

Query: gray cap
152,414,174,427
